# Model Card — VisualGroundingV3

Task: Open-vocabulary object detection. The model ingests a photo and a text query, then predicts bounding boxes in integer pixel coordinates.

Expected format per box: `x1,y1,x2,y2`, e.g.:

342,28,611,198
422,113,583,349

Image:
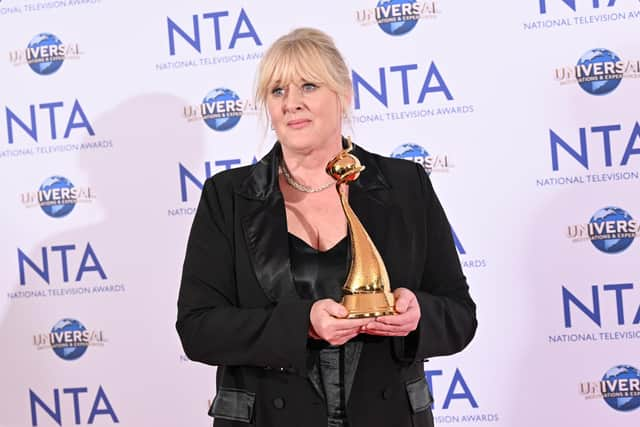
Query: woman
177,28,477,427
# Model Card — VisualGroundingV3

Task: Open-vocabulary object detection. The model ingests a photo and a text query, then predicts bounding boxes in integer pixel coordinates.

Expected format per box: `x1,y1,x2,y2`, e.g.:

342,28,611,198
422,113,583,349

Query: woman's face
267,79,343,154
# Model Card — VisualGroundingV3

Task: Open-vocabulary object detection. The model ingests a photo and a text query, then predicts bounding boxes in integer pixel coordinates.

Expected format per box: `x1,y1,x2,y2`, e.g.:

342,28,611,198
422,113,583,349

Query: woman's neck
280,138,343,187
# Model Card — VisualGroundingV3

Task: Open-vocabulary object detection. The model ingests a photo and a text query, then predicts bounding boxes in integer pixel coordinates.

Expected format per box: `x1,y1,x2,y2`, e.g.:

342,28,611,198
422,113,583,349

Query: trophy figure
326,137,395,318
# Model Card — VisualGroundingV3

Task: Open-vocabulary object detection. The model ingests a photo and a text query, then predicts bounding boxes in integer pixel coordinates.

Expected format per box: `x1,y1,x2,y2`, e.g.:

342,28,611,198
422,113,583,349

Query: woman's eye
271,87,285,97
302,83,317,92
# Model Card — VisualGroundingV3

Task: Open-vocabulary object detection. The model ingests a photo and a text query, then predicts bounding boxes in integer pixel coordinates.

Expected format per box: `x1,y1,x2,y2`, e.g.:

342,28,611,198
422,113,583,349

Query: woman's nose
283,86,303,112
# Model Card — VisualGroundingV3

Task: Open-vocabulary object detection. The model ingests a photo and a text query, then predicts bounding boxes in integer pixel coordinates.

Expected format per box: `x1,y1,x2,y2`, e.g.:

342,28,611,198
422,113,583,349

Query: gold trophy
326,137,395,318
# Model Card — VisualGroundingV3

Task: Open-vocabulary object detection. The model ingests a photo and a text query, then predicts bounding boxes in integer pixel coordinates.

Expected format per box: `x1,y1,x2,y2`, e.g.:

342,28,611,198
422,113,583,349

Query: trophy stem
325,137,395,319
337,184,395,318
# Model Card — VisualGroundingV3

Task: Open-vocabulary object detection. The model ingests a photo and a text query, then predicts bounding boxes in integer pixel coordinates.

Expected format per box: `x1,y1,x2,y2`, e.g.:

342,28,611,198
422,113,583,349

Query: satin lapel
306,357,325,400
241,194,298,302
344,341,363,403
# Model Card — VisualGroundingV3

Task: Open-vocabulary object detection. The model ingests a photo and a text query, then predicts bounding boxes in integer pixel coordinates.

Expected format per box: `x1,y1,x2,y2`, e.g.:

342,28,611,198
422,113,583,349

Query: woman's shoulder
201,163,260,203
204,148,279,200
206,163,255,187
357,144,425,182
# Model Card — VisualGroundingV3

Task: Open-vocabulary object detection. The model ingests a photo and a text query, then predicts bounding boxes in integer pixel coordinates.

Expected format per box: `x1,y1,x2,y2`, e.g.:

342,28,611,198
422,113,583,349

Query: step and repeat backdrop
1,0,639,426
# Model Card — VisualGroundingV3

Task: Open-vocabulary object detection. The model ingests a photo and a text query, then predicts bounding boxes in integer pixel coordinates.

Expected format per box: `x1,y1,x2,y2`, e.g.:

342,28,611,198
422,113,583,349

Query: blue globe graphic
588,207,634,253
576,48,622,95
38,176,76,218
27,33,64,75
391,143,431,174
377,0,419,36
601,365,640,411
51,318,88,361
202,88,242,131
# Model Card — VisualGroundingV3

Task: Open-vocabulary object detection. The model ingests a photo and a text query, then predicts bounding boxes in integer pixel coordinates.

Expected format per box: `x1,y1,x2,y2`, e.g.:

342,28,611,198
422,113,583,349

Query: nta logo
561,282,640,328
539,0,620,14
5,99,95,145
18,242,107,286
548,121,640,172
352,62,453,110
167,8,261,55
30,385,118,425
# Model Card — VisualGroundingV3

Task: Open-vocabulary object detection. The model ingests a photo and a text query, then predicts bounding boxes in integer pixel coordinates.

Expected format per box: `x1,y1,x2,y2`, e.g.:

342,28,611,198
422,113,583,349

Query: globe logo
391,143,432,174
38,176,77,218
27,33,64,75
601,365,640,411
576,48,622,96
50,318,89,361
202,88,242,131
588,206,635,254
376,0,420,36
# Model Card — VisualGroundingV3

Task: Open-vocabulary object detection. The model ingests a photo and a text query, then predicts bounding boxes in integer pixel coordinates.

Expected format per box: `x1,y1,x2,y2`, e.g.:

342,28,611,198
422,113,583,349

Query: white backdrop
1,0,639,426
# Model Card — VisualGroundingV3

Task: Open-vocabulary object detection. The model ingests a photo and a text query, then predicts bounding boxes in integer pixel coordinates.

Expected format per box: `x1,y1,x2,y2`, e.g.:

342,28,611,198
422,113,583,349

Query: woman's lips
287,119,311,129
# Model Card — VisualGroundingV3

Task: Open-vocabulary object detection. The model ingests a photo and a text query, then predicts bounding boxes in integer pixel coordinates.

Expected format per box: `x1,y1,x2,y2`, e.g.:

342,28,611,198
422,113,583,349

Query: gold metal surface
326,137,395,318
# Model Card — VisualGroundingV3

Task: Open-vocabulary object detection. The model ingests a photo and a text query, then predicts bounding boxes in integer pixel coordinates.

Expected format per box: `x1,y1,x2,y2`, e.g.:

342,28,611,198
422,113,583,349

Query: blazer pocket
405,376,433,414
209,387,256,423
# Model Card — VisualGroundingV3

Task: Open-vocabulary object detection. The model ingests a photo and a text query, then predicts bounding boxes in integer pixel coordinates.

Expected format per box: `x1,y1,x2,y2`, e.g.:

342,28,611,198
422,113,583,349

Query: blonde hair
255,28,352,116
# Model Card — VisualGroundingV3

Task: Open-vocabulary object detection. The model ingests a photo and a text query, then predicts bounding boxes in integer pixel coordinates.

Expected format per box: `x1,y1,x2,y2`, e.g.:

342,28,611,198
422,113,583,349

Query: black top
288,233,350,426
287,233,348,302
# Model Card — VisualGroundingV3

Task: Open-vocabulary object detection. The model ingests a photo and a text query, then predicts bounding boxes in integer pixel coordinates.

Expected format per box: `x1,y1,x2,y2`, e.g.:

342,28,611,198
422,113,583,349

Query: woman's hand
309,299,372,345
362,288,421,336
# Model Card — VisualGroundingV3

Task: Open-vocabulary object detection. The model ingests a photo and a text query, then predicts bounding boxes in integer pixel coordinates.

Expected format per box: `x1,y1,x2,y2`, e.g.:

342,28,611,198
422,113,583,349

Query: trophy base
342,292,395,319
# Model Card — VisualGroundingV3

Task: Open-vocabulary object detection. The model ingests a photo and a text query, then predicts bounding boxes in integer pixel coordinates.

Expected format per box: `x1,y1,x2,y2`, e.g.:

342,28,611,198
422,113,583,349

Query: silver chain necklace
280,161,335,193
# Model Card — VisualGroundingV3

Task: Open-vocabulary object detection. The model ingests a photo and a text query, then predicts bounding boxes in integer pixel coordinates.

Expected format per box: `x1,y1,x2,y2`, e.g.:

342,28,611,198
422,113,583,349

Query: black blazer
177,141,477,427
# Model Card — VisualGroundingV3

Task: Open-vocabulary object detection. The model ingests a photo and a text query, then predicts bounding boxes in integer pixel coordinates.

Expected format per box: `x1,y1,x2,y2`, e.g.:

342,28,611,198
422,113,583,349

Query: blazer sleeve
395,163,477,362
176,177,313,374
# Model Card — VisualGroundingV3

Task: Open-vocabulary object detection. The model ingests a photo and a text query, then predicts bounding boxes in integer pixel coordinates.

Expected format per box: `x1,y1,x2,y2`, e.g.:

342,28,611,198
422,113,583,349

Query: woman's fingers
310,299,372,343
362,288,421,336
310,289,423,341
